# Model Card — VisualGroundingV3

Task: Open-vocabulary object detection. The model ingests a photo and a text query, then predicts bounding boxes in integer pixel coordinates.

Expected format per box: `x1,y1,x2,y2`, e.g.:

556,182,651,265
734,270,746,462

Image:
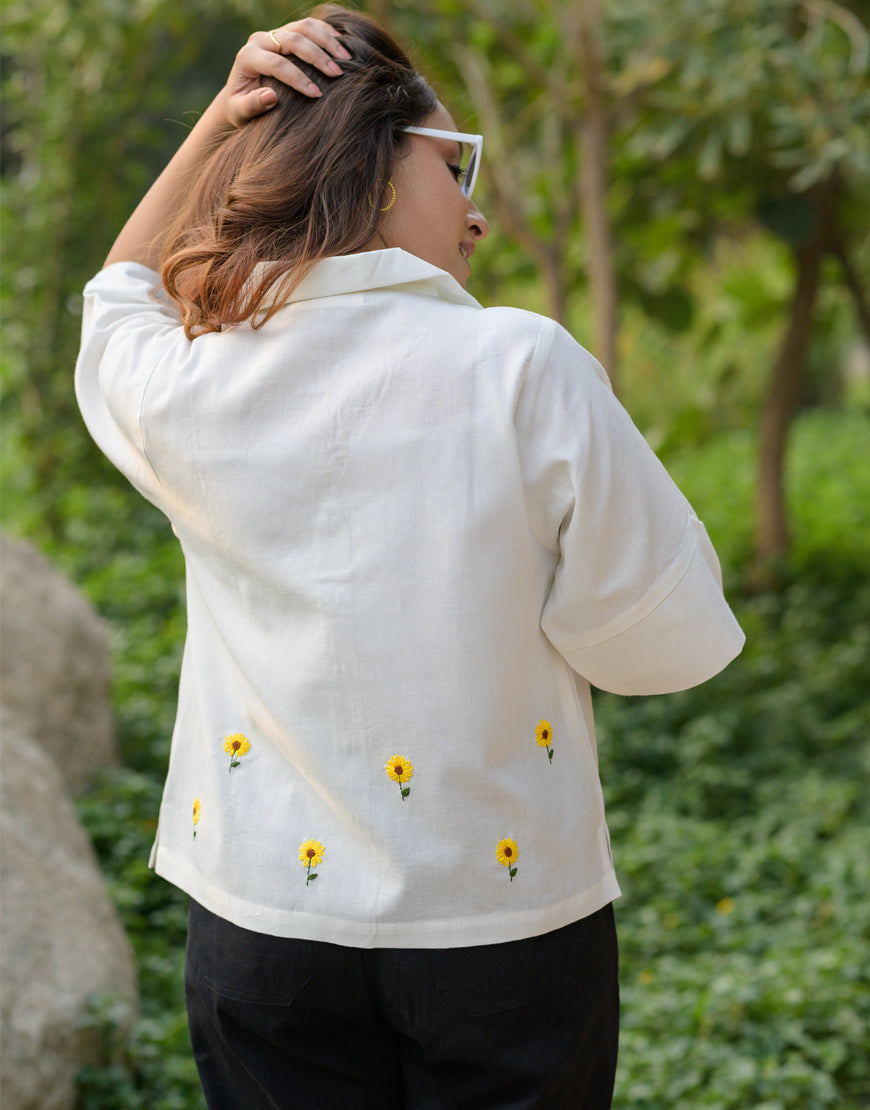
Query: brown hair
160,5,437,337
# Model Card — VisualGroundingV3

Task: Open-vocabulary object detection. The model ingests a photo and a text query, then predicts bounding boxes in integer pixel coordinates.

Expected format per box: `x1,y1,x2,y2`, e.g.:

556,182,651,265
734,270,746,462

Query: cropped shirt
76,249,744,948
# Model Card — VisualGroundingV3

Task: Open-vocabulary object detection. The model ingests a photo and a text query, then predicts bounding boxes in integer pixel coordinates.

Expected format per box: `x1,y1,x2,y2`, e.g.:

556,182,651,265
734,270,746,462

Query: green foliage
602,236,865,467
74,771,204,1110
595,410,870,1108
609,0,870,338
611,0,870,192
664,408,870,576
597,568,870,1107
613,237,793,451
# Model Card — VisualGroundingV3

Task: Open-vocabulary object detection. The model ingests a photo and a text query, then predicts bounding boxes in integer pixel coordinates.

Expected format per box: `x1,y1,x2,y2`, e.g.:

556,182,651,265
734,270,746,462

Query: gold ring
269,29,282,49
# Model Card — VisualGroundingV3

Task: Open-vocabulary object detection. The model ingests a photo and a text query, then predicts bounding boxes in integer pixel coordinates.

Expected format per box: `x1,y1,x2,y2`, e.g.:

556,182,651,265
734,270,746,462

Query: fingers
243,87,279,121
268,18,351,64
225,17,351,126
259,18,351,96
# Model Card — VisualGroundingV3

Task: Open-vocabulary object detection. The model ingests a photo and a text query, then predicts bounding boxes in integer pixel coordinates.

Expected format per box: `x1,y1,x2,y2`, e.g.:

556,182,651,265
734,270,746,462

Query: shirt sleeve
516,317,745,695
74,262,181,509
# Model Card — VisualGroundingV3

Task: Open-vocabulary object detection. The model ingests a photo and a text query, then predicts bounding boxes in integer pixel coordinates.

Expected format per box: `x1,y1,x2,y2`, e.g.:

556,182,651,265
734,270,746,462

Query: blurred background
1,1,868,1107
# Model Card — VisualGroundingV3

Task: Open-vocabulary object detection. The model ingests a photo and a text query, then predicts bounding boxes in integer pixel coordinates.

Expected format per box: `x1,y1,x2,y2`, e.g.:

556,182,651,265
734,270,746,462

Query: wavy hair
159,5,437,337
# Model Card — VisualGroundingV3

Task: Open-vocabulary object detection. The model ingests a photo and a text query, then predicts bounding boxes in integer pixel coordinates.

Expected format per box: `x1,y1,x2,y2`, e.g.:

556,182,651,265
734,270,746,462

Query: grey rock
0,717,138,1110
0,532,117,793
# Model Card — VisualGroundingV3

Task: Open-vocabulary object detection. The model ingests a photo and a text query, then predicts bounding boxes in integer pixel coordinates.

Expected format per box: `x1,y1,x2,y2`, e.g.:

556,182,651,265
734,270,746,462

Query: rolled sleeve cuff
556,526,745,695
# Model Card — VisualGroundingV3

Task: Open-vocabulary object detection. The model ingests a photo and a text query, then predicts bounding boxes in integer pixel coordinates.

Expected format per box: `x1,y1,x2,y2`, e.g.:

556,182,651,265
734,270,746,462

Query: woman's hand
222,18,352,129
103,18,351,269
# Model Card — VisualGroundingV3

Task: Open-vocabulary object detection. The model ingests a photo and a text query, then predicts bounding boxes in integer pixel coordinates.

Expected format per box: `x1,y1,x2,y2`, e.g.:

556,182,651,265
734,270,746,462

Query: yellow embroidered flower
385,755,413,783
299,839,325,886
495,838,519,881
385,754,413,801
299,840,324,867
224,733,251,772
535,719,554,763
192,798,201,838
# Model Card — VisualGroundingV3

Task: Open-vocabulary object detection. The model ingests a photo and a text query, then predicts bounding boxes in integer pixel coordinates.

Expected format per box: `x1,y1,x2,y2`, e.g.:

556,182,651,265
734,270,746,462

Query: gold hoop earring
369,181,397,213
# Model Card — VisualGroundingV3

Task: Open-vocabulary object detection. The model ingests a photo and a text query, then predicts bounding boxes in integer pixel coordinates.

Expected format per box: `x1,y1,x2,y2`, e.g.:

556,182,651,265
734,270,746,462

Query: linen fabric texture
75,249,745,949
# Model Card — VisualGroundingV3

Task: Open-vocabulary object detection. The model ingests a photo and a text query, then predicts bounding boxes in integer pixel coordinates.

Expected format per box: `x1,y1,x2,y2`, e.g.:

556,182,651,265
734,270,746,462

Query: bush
74,770,204,1110
595,409,870,1108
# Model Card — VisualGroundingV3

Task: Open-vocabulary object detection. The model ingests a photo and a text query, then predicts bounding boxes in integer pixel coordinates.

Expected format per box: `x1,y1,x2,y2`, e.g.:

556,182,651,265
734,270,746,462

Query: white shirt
76,249,744,948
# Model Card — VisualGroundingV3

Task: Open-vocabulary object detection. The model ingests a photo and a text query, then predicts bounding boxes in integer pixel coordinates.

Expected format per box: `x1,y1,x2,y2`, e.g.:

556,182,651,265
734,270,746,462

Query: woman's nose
467,203,489,241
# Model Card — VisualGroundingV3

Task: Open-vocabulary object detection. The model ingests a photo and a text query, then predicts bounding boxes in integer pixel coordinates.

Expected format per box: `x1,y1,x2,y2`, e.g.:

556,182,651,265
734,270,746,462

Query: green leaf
756,194,816,245
401,787,411,799
727,112,752,157
698,129,722,182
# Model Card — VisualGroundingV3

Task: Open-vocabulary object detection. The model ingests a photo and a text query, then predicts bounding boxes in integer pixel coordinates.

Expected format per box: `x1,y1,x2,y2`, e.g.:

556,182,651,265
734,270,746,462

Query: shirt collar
254,249,482,310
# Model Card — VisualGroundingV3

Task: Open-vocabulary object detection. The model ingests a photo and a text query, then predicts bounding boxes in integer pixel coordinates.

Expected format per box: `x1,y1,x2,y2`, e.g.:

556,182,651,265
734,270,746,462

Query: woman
76,7,744,1108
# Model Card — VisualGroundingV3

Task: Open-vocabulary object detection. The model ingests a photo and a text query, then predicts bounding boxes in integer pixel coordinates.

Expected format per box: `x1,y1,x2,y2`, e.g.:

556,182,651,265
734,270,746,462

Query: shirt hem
153,845,621,949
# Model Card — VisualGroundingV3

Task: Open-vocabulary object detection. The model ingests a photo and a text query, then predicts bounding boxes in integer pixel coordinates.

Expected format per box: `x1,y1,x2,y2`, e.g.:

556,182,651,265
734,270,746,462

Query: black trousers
185,899,619,1109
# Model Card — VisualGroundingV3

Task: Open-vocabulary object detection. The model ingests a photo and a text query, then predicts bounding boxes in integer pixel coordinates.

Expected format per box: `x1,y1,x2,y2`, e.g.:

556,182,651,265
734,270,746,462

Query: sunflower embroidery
223,733,251,773
192,798,201,838
496,838,519,882
535,719,554,763
299,839,325,886
385,754,413,801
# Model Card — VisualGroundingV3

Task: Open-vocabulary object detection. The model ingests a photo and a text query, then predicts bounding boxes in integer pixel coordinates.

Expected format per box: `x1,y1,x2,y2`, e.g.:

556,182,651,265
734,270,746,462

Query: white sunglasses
402,126,483,201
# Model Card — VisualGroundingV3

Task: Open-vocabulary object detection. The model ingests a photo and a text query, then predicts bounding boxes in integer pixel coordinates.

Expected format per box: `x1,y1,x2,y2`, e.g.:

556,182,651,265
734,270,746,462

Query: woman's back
78,248,741,949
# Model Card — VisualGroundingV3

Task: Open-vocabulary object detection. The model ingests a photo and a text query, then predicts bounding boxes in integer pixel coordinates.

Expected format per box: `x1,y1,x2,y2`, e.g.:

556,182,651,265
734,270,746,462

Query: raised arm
104,19,350,270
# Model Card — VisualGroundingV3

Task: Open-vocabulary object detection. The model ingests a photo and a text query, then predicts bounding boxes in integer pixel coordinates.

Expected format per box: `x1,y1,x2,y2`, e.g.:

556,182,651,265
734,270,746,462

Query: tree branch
831,235,870,346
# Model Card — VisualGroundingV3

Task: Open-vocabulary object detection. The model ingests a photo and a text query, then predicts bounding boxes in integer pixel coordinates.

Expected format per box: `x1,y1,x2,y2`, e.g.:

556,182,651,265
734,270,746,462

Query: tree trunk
577,0,618,389
753,235,823,578
541,247,569,325
753,180,841,584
